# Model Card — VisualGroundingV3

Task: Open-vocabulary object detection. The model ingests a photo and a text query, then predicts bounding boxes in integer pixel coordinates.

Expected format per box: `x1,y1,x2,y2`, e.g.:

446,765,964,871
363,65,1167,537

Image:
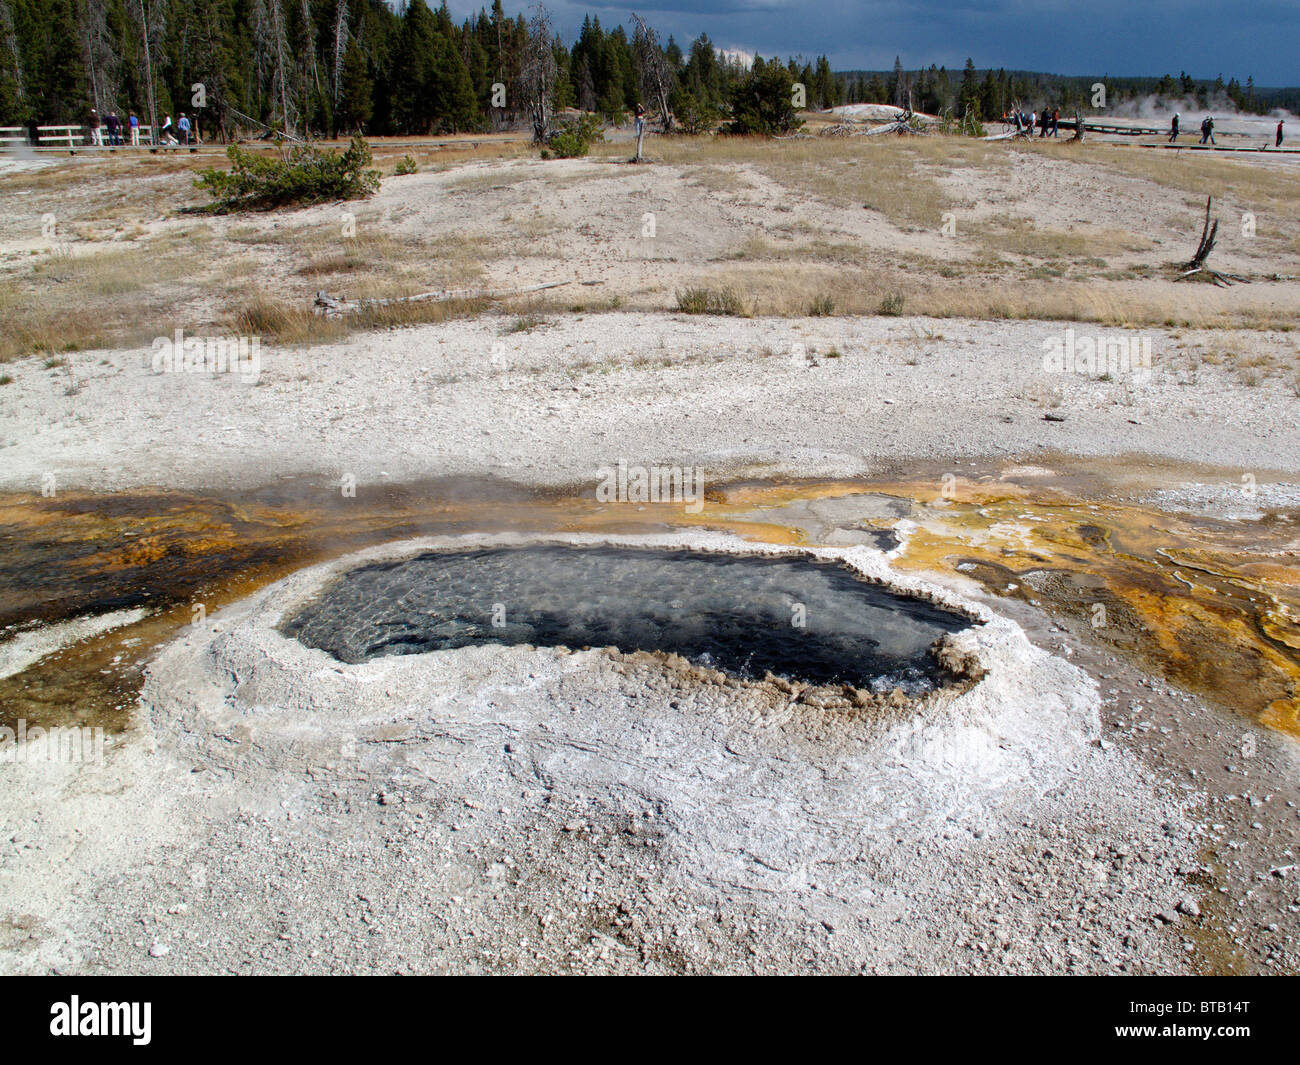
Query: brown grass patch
968,214,1153,259
228,292,493,347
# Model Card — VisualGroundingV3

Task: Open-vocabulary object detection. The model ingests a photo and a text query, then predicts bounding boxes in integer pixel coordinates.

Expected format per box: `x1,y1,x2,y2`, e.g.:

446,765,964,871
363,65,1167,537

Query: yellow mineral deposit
2,463,1296,737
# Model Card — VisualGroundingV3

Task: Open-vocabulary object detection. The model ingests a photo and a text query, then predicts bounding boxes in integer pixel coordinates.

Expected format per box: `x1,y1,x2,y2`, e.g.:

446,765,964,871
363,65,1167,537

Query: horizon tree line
0,0,1289,137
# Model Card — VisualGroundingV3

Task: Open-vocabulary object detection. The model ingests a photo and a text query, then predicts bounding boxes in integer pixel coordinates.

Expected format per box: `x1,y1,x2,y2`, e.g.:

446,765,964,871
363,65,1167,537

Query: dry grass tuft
676,286,747,316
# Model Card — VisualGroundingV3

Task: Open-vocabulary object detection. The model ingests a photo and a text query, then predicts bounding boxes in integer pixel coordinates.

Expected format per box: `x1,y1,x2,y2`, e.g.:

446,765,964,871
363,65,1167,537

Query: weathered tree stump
1174,196,1250,286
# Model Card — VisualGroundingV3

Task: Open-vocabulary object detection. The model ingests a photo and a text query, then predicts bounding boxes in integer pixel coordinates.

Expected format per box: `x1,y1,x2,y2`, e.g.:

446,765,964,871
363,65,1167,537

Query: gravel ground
1,313,1298,497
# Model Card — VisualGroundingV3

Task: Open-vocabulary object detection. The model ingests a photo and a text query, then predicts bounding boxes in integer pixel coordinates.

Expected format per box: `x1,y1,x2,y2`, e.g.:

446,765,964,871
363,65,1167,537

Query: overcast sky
445,0,1298,85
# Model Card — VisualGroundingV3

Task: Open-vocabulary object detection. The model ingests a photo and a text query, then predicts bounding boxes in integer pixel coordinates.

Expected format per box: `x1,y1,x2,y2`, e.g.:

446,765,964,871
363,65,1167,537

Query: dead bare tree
1005,99,1032,138
128,0,161,140
193,0,233,141
298,0,323,136
1175,196,1249,286
253,0,295,136
631,12,673,134
330,0,348,125
516,3,557,144
78,0,120,112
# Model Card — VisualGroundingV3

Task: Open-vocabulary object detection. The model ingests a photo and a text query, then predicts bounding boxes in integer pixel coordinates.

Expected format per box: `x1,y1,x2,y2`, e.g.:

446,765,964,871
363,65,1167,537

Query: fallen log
313,279,594,318
864,108,928,136
819,123,864,138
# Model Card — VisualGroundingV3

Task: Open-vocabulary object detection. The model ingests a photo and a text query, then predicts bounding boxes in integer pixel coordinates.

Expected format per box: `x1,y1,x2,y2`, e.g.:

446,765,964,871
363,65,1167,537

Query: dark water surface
280,545,974,692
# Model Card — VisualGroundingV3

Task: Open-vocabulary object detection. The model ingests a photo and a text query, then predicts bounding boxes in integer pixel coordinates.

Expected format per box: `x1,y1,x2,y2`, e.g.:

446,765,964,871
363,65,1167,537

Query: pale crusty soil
0,312,1297,496
0,533,1210,975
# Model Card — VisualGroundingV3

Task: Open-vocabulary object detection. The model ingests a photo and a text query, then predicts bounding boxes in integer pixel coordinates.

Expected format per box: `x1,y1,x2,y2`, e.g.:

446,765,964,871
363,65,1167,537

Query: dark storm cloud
446,0,1298,84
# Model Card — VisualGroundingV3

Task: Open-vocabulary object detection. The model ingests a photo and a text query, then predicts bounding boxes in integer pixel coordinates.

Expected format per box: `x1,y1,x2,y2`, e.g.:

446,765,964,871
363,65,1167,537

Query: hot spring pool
280,545,975,693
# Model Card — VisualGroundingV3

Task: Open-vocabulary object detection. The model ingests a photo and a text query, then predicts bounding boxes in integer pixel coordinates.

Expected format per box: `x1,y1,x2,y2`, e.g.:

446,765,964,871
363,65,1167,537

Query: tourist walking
1169,112,1179,143
88,108,102,146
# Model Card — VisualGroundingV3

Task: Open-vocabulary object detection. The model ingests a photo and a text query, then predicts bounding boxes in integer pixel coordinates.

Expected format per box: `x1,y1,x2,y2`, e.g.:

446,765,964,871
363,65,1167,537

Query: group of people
1168,112,1217,144
84,106,196,147
1169,113,1285,147
87,109,140,146
1009,107,1061,137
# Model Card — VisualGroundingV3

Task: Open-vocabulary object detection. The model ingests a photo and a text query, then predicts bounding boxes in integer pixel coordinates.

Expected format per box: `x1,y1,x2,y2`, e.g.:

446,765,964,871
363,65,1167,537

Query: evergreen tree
726,56,800,135
391,0,437,132
335,34,369,130
959,57,979,118
978,68,1000,119
887,55,902,105
0,0,25,118
431,28,478,130
813,55,835,109
43,0,86,119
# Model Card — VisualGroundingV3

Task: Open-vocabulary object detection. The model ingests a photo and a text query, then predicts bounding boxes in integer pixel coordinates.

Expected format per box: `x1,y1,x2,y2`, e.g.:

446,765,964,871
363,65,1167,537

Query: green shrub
676,287,746,316
959,110,987,138
545,114,605,159
394,155,419,175
725,62,804,136
807,295,835,316
195,135,381,211
670,89,719,134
